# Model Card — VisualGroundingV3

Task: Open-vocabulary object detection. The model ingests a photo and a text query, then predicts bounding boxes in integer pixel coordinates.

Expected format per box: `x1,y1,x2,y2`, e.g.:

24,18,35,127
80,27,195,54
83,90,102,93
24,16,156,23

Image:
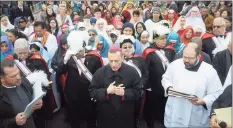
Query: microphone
219,121,227,128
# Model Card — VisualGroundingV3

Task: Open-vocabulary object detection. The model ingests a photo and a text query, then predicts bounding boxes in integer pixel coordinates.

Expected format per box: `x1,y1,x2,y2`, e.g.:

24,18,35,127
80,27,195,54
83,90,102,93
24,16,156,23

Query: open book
24,81,46,117
168,89,197,100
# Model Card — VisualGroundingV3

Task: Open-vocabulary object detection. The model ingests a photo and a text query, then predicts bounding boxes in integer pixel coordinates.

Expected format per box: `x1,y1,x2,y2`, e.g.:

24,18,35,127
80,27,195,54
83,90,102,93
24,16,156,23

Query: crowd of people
0,0,232,128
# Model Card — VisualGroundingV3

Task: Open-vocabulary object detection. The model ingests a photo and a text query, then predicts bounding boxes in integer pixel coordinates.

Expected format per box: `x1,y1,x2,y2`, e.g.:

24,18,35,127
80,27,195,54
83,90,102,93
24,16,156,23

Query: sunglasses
212,25,223,29
123,46,132,49
19,21,26,23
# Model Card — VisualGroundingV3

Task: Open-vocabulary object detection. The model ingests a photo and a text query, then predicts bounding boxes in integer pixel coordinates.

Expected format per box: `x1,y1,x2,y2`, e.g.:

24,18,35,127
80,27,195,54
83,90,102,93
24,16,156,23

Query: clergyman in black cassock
89,48,142,128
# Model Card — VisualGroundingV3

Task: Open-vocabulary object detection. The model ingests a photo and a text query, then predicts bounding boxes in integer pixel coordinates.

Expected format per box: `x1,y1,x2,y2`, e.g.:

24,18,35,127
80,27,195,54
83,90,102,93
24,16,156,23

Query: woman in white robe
185,6,206,33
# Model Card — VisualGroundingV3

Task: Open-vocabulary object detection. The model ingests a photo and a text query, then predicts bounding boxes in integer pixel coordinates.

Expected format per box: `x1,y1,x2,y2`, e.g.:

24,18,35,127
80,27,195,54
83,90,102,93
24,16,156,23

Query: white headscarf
1,16,14,32
172,16,187,32
185,6,206,32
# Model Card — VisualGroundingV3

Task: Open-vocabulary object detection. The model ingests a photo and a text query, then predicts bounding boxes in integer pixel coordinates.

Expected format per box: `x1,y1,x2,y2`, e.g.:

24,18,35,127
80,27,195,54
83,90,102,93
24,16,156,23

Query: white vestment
29,33,58,60
162,59,223,127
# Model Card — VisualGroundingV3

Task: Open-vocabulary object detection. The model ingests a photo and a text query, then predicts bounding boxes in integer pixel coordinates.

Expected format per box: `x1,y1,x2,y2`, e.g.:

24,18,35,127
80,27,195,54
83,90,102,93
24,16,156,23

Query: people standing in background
9,0,34,24
1,16,14,32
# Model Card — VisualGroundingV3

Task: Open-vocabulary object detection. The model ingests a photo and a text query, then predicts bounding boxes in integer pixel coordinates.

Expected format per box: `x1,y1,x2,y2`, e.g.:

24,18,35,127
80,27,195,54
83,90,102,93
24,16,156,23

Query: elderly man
89,46,142,128
162,43,223,127
202,17,231,59
0,59,42,128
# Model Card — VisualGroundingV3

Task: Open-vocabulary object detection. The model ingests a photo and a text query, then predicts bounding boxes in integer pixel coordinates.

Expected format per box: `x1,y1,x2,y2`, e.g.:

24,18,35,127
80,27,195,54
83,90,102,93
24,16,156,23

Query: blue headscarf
95,35,110,58
166,32,185,53
1,36,14,61
31,42,51,68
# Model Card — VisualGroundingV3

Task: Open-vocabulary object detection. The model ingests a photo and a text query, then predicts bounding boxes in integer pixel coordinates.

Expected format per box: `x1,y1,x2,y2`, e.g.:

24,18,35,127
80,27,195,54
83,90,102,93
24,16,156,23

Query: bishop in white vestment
162,43,223,127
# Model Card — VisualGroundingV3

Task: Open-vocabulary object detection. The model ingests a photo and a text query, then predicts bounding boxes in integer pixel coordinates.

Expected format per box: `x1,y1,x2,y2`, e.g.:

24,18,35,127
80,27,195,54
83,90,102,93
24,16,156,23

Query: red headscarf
181,26,194,44
164,9,178,27
121,10,131,22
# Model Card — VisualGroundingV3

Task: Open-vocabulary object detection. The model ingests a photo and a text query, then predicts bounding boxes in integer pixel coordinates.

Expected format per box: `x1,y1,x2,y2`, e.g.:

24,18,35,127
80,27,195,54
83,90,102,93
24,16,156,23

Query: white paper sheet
24,81,46,117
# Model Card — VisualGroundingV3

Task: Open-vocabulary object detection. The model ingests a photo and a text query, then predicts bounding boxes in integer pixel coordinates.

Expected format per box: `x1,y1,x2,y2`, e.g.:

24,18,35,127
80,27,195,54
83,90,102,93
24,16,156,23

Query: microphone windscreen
219,121,227,128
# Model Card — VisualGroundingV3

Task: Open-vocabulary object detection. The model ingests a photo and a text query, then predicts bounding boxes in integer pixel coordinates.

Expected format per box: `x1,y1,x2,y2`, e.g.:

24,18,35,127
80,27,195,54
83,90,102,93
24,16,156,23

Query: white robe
162,59,223,127
29,33,58,60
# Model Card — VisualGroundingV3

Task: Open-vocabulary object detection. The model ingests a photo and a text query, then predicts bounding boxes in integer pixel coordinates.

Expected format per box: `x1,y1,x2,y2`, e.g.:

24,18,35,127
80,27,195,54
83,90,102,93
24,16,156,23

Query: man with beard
161,43,223,127
142,25,175,128
56,31,103,128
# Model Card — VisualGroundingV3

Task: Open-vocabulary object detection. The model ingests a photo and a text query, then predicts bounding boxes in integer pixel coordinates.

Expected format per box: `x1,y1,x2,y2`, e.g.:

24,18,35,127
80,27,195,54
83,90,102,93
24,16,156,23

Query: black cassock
57,54,102,128
212,49,232,85
5,53,55,128
0,77,36,128
125,56,149,123
89,64,142,128
143,45,175,125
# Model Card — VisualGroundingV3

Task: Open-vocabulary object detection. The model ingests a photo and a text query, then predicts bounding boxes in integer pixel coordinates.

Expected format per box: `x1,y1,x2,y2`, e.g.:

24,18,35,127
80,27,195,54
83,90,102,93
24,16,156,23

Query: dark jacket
9,5,34,24
212,49,232,84
57,54,102,120
0,77,33,128
89,64,142,128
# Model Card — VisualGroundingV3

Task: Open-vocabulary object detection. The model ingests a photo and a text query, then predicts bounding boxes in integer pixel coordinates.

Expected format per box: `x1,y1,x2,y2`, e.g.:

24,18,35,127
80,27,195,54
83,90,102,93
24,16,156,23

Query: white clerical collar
2,84,17,88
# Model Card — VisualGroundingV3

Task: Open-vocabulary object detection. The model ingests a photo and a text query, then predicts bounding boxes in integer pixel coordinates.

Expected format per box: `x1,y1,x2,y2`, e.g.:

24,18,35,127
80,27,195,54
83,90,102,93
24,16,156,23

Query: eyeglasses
89,33,95,36
212,25,223,29
183,56,196,60
123,46,132,49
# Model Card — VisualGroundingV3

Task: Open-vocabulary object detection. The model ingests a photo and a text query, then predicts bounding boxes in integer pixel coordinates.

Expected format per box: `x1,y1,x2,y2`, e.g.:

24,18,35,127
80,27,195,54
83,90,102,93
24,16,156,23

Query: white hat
152,25,170,39
78,22,85,28
67,31,85,54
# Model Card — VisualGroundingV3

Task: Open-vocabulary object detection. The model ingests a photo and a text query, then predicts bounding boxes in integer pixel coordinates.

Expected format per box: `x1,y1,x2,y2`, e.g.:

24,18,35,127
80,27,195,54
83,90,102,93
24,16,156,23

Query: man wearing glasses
202,17,231,59
162,43,223,127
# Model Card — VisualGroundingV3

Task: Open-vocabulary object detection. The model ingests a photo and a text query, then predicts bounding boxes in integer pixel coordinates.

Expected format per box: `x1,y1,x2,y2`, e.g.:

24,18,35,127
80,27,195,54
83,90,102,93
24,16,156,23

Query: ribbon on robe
212,36,228,55
124,60,142,77
14,60,32,76
72,55,93,82
155,50,170,69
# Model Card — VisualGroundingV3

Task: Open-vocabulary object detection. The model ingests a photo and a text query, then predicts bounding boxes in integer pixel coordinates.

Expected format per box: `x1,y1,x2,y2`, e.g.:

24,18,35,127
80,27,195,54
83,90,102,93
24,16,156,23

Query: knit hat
152,7,161,13
90,17,97,24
